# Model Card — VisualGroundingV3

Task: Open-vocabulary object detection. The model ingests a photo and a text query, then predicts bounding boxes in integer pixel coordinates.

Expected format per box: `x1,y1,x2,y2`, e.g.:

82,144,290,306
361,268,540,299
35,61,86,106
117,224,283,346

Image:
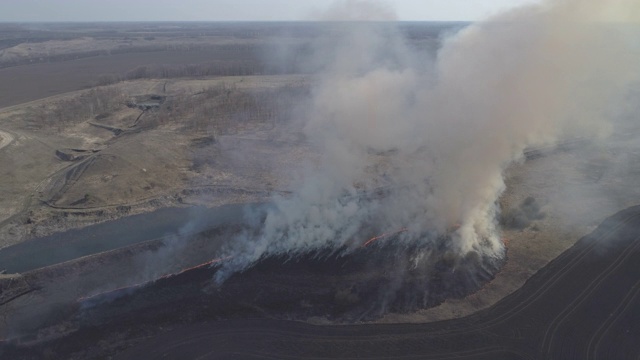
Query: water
0,204,249,273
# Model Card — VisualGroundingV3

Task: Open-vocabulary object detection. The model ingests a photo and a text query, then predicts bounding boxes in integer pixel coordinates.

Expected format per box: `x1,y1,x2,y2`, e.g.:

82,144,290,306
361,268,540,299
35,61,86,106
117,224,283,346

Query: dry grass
0,76,311,248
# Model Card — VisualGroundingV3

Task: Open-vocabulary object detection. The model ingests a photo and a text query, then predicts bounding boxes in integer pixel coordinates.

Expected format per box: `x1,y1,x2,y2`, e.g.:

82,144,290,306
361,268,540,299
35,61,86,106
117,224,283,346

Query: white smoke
216,0,640,281
311,0,397,21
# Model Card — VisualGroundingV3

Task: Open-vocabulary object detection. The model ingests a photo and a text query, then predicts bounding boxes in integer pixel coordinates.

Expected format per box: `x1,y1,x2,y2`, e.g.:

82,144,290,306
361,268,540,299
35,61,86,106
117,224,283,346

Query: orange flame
362,228,408,247
77,256,231,303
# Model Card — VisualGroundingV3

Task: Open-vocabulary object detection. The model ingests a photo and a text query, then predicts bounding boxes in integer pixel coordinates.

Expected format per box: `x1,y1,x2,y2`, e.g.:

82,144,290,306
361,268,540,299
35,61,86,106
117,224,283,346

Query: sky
0,0,543,22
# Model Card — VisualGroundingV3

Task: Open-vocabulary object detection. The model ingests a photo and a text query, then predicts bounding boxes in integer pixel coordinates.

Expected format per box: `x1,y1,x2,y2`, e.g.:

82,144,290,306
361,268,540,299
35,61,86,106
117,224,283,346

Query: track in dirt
3,205,640,359
0,130,13,150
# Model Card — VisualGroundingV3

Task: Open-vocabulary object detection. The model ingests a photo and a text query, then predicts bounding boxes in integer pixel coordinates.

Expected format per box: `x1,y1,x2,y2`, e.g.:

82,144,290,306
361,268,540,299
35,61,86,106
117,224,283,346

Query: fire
156,256,231,281
77,256,231,303
362,228,408,247
77,228,424,305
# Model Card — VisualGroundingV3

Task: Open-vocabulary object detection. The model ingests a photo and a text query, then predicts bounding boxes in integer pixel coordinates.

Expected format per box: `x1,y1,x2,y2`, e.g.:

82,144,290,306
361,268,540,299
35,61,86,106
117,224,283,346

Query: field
3,206,640,359
0,50,257,109
0,22,639,359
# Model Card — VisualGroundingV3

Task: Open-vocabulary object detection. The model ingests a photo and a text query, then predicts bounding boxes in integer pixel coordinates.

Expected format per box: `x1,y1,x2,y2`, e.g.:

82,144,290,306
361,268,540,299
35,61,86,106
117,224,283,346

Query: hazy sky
1,0,543,22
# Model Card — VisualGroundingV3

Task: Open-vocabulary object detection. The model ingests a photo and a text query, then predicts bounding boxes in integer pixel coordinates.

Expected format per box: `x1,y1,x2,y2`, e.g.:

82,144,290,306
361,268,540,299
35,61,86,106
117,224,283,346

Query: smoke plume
216,0,640,283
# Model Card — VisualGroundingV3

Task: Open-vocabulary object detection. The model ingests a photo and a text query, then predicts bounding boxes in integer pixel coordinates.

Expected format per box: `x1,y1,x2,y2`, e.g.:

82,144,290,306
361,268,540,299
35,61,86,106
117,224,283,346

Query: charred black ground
80,234,502,323
0,201,505,353
3,205,640,360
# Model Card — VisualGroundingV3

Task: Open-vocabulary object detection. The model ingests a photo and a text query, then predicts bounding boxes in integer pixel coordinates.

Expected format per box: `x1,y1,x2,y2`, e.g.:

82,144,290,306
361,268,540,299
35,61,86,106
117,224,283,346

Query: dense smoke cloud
216,0,640,281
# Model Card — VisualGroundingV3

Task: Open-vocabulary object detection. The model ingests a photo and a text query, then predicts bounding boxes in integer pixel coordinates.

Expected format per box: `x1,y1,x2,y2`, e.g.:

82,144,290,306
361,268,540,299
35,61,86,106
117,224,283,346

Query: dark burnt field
2,205,640,359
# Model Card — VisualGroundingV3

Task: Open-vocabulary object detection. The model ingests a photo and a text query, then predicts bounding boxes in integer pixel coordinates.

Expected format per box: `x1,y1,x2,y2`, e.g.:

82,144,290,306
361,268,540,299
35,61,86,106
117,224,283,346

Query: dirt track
0,130,12,150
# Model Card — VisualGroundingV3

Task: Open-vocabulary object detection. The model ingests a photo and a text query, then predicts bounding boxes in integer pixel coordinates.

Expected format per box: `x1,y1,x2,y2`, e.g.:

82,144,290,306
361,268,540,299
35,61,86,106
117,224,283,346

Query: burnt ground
2,205,640,359
2,22,639,331
2,22,640,360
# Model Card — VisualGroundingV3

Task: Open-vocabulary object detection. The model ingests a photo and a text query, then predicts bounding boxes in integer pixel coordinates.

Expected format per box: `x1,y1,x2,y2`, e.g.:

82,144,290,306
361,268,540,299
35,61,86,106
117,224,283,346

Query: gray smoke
216,0,640,281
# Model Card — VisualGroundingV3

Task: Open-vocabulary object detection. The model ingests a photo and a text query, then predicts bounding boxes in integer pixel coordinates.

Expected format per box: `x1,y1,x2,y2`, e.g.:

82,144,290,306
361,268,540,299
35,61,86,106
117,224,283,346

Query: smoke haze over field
216,0,640,282
0,0,544,22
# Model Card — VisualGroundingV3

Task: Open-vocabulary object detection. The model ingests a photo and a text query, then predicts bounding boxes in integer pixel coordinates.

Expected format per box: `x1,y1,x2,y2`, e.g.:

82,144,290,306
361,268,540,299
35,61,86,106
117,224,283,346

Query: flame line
77,256,231,303
79,227,422,304
362,228,408,247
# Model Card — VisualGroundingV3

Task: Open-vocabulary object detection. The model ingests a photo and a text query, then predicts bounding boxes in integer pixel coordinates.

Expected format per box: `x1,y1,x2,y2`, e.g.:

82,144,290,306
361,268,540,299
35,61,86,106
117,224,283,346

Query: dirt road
0,130,13,151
